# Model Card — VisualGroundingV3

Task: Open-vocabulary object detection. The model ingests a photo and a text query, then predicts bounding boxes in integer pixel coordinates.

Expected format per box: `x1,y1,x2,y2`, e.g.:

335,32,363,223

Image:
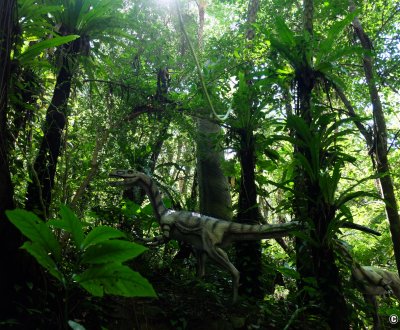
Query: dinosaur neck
136,174,168,221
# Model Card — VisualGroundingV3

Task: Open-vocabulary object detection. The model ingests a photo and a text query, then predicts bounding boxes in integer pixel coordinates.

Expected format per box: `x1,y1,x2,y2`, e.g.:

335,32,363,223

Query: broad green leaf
275,17,295,47
323,46,365,66
21,241,64,284
74,263,156,297
270,36,299,68
337,204,353,222
6,209,61,261
286,115,312,144
68,320,86,330
81,240,147,264
60,205,84,248
17,35,80,65
264,148,280,162
81,226,126,249
316,11,359,64
295,153,316,181
277,266,300,280
48,206,84,249
335,191,379,209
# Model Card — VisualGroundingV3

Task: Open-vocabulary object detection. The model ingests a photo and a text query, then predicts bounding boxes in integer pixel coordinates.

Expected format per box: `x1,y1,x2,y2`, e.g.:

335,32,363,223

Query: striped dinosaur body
353,264,400,329
109,169,298,302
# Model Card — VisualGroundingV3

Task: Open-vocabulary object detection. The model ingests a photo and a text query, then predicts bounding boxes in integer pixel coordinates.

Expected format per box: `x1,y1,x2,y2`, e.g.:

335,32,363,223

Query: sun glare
157,0,172,7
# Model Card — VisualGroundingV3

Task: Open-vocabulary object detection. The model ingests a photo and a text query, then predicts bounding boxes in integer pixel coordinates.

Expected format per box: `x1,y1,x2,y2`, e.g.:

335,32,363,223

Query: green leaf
295,153,316,181
48,205,84,249
321,46,365,68
275,17,295,47
270,35,299,68
264,148,280,162
81,226,126,249
74,263,156,297
286,115,312,144
317,11,359,60
335,191,379,209
81,240,147,264
6,209,61,261
277,266,300,280
68,320,86,330
17,35,80,65
60,205,84,247
21,241,64,284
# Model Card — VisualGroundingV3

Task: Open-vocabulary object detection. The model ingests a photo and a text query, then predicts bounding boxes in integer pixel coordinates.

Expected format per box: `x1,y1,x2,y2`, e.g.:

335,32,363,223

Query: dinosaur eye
127,170,134,174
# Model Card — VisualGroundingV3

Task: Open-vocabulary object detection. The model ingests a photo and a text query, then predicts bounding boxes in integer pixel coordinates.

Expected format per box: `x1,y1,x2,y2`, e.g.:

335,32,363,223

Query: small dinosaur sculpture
337,241,399,329
353,265,400,329
109,169,299,302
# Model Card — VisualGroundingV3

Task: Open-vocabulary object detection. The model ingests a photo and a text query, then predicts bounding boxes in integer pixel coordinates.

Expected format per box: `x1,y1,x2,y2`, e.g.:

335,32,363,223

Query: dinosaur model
109,169,299,302
353,264,400,329
356,266,400,329
110,170,381,302
337,241,400,329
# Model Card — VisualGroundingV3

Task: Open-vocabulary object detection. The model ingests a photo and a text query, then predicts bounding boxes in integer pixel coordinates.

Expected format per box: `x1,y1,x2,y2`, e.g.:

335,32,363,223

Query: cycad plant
25,0,125,218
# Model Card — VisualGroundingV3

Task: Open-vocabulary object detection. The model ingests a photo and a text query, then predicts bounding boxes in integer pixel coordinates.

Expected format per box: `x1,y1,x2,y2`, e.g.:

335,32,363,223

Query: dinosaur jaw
109,170,139,186
109,169,138,177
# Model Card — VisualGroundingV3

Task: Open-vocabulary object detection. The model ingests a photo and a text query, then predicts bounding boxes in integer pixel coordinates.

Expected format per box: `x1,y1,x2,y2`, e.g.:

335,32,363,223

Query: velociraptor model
109,170,381,302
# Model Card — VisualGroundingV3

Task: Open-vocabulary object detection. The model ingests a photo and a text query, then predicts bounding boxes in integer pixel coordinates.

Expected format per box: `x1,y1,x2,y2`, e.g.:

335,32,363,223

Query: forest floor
103,260,291,330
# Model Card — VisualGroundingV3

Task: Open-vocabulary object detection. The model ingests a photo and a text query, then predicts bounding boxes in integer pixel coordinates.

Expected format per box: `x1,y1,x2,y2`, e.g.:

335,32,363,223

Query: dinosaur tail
227,221,298,240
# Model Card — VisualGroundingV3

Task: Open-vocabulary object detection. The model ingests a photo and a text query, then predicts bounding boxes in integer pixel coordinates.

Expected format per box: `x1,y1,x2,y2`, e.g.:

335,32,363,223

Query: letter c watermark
389,314,399,325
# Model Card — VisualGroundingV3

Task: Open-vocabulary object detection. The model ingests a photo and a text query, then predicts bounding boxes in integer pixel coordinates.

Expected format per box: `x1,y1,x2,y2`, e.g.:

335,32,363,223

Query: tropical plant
6,205,155,326
25,0,126,218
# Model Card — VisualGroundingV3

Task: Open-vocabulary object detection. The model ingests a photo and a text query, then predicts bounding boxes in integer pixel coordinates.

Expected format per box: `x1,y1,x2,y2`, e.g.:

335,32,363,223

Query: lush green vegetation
1,0,400,328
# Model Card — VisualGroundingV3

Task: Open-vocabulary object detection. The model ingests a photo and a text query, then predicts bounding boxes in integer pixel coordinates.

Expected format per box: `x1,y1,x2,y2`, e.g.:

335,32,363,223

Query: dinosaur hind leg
193,249,207,277
363,294,380,330
207,246,240,303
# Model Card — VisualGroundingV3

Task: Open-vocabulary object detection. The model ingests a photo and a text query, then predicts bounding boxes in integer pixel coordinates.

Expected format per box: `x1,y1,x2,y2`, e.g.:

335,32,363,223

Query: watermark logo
389,314,399,325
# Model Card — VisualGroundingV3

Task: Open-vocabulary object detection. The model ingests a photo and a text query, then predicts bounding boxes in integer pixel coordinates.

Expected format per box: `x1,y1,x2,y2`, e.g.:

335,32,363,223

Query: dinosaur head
109,169,141,186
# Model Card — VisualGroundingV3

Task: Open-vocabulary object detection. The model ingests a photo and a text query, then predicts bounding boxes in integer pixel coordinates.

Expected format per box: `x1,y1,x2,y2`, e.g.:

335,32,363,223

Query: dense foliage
1,0,400,328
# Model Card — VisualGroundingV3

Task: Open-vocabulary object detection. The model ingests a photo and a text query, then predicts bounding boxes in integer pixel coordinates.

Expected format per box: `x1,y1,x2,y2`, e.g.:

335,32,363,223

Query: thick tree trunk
0,0,24,319
196,1,232,221
292,1,349,327
26,48,74,218
294,72,349,327
197,119,232,220
351,3,400,277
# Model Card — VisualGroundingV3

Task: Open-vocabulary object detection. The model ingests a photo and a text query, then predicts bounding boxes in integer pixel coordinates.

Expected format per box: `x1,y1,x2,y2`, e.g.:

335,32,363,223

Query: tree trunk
196,1,232,221
0,0,24,319
350,2,400,278
236,129,263,297
292,0,349,327
234,0,263,298
70,128,110,210
25,45,75,218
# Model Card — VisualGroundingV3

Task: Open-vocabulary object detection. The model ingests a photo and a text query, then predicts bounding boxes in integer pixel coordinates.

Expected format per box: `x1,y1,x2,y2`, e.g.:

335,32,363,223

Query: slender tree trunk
196,1,232,220
0,0,24,319
350,2,400,277
236,129,263,297
25,44,76,218
70,128,110,209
